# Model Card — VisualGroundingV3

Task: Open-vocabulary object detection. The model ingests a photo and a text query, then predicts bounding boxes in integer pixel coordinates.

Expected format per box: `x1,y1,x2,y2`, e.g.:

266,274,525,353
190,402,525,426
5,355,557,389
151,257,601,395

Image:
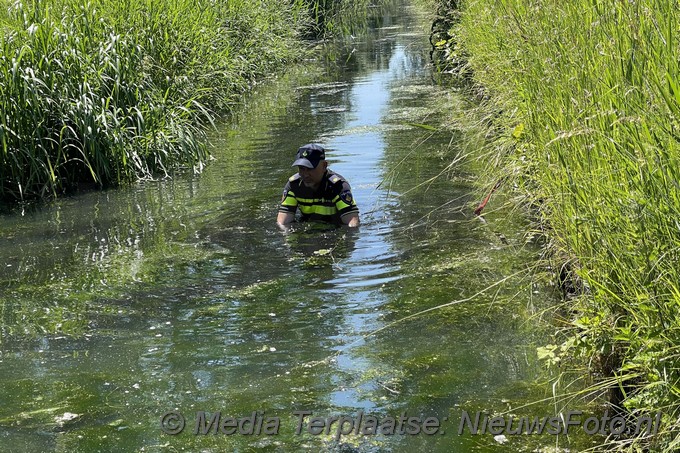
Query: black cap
292,144,325,168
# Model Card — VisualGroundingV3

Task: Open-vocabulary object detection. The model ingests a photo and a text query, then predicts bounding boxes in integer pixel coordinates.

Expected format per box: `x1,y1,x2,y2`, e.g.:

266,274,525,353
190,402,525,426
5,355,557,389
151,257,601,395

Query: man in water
277,144,359,228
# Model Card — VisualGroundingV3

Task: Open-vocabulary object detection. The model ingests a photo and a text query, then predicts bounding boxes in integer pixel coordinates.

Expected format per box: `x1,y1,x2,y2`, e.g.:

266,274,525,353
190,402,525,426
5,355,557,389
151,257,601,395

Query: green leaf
512,123,525,139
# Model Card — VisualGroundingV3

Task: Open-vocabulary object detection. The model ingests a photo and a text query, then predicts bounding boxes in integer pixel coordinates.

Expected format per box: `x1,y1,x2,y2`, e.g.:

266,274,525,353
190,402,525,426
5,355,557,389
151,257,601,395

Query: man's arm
277,211,295,229
278,181,297,229
341,212,360,227
335,180,359,227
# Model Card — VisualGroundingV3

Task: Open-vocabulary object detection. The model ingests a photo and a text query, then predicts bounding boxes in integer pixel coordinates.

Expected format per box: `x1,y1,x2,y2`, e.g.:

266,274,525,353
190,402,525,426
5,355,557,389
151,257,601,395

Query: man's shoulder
326,170,350,187
326,170,357,210
286,173,301,187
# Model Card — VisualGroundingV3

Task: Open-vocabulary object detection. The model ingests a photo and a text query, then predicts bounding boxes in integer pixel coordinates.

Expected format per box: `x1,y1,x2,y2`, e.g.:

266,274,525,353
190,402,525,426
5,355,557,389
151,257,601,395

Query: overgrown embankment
0,0,366,201
434,0,680,450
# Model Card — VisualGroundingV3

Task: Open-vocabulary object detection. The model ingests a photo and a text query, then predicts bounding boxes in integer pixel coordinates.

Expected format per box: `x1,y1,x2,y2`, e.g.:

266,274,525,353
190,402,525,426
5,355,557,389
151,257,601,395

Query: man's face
298,161,327,188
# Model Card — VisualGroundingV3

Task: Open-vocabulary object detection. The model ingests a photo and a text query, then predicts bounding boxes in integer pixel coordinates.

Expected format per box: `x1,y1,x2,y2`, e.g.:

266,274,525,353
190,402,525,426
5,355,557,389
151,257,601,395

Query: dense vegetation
433,0,680,450
0,0,367,201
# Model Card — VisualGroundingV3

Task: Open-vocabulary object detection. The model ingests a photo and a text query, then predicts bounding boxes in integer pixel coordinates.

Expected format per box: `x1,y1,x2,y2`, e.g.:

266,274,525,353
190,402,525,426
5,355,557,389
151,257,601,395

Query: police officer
277,144,359,228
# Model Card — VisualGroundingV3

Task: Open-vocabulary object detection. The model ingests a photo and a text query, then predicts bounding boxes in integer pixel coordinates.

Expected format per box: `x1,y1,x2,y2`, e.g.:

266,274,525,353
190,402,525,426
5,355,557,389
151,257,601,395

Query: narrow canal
0,1,588,451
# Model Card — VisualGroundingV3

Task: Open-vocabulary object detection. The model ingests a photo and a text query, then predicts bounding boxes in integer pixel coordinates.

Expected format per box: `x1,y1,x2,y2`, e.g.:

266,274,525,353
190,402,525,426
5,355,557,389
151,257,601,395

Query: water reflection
0,2,581,452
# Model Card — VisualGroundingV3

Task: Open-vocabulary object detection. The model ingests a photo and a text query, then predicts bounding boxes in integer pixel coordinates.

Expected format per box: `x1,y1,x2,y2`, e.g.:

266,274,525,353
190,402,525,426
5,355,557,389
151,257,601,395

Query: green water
0,2,595,452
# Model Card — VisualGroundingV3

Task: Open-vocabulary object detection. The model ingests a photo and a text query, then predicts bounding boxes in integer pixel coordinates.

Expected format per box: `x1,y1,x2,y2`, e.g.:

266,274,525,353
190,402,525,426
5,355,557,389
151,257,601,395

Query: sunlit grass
439,0,680,450
0,0,379,201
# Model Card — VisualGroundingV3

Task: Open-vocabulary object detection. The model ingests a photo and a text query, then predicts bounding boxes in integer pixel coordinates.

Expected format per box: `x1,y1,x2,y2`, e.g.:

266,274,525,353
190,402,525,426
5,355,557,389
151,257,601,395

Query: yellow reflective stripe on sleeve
281,191,298,208
334,195,353,211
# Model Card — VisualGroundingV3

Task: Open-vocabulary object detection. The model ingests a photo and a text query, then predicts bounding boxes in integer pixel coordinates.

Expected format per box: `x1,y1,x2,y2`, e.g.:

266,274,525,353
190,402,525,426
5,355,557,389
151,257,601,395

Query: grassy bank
0,0,370,201
433,0,680,450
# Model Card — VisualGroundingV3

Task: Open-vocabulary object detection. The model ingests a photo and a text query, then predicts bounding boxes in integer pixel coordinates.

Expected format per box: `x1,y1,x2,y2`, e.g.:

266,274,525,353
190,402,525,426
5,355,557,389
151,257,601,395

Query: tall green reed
0,0,312,201
304,0,376,38
443,0,680,449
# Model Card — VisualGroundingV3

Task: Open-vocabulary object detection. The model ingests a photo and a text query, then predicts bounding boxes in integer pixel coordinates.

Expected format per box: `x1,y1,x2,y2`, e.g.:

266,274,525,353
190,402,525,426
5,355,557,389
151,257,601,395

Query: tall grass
0,0,363,201
303,0,374,37
438,0,680,450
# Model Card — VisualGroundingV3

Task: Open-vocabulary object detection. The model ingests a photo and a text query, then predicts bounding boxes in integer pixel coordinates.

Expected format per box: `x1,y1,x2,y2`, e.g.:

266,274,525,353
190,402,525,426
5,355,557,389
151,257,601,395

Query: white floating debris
494,434,508,444
55,412,80,425
269,347,277,352
268,313,276,317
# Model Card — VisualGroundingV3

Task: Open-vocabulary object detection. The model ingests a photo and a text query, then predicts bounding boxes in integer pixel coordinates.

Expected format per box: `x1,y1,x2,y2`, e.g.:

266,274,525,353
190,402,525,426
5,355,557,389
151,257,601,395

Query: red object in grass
474,179,503,216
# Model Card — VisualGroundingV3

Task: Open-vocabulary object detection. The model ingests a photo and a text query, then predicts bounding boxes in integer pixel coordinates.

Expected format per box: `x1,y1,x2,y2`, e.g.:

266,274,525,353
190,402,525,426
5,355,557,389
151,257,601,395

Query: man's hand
342,213,360,228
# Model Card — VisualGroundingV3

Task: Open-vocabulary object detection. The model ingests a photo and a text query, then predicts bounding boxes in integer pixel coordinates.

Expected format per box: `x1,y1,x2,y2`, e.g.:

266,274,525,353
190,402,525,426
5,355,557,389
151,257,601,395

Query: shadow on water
0,1,594,452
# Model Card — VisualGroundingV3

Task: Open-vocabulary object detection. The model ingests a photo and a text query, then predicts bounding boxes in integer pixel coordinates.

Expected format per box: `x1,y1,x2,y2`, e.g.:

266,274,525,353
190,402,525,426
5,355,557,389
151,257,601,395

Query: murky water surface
0,2,588,452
